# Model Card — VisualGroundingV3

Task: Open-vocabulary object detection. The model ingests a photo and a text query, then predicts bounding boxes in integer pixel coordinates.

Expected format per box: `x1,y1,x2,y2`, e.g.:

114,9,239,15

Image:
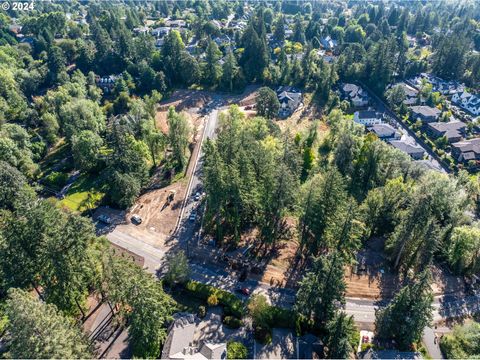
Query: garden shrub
185,281,244,317
227,341,248,359
223,316,243,329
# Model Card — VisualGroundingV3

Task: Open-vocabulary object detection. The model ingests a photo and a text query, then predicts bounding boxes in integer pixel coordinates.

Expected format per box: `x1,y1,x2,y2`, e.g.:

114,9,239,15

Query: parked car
189,211,196,222
131,214,142,225
194,192,201,201
97,214,112,225
235,287,251,296
362,335,370,344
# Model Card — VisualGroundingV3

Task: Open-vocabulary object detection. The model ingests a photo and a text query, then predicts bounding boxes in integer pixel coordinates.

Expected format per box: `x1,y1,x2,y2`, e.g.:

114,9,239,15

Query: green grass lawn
58,174,106,213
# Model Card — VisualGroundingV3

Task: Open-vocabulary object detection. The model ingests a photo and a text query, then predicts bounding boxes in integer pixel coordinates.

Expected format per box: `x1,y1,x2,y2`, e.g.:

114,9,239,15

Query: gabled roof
390,140,424,155
356,110,378,119
370,123,399,138
410,105,441,118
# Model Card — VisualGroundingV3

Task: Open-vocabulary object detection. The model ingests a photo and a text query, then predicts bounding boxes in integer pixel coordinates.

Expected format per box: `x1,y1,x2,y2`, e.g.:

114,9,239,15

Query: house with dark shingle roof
451,138,480,163
390,140,425,160
426,121,466,143
410,106,441,123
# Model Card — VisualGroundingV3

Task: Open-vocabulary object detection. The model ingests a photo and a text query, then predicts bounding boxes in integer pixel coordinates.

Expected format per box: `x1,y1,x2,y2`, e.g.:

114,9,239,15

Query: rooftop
411,106,441,117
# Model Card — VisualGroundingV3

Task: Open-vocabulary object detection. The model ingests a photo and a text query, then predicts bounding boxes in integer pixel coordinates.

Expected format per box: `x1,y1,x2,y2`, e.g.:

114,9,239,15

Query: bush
223,316,243,329
185,281,244,317
207,294,219,306
227,341,248,359
254,324,272,344
43,171,69,189
198,305,206,318
361,343,373,352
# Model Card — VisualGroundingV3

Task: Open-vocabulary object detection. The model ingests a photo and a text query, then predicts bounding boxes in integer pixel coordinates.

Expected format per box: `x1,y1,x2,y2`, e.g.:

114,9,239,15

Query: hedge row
184,280,245,318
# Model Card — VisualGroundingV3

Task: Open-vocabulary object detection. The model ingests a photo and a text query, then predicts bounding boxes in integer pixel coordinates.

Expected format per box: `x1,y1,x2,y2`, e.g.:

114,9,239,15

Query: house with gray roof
410,106,441,123
426,121,466,143
161,314,227,360
390,140,425,160
451,138,480,163
276,87,302,118
370,123,401,140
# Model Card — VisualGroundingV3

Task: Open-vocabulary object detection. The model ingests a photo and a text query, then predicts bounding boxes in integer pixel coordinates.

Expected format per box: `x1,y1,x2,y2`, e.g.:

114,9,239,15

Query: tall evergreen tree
5,288,92,359
375,271,434,350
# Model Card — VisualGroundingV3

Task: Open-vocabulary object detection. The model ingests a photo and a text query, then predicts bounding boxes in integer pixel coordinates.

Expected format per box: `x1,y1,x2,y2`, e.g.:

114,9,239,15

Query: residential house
320,36,337,51
452,91,480,116
213,35,231,47
370,123,401,140
133,26,149,35
161,314,227,360
410,105,441,123
277,87,302,118
390,140,425,160
341,83,369,107
353,110,382,126
95,75,118,94
451,138,480,163
165,19,187,28
151,27,170,38
426,121,466,143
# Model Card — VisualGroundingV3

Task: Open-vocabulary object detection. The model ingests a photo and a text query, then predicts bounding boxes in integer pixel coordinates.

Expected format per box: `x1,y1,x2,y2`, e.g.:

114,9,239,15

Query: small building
353,110,382,126
370,123,401,140
451,138,480,163
410,105,441,123
390,140,425,160
161,314,227,360
276,87,302,118
426,121,466,143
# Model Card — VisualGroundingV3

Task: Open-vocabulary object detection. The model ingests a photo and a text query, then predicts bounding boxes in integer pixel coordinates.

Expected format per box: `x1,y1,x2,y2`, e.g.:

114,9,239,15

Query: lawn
58,174,106,213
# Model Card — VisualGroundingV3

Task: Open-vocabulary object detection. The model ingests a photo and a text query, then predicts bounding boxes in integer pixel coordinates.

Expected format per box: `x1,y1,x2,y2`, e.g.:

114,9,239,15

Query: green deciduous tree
256,87,280,119
71,130,103,172
447,225,480,275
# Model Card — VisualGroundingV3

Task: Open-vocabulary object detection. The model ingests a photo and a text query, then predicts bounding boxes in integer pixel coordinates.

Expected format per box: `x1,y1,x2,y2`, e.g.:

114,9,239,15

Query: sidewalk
422,327,443,359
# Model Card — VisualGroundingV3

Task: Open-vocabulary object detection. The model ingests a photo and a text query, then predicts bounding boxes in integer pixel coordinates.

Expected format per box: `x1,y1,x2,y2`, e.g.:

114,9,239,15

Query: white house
452,91,480,116
353,110,382,126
